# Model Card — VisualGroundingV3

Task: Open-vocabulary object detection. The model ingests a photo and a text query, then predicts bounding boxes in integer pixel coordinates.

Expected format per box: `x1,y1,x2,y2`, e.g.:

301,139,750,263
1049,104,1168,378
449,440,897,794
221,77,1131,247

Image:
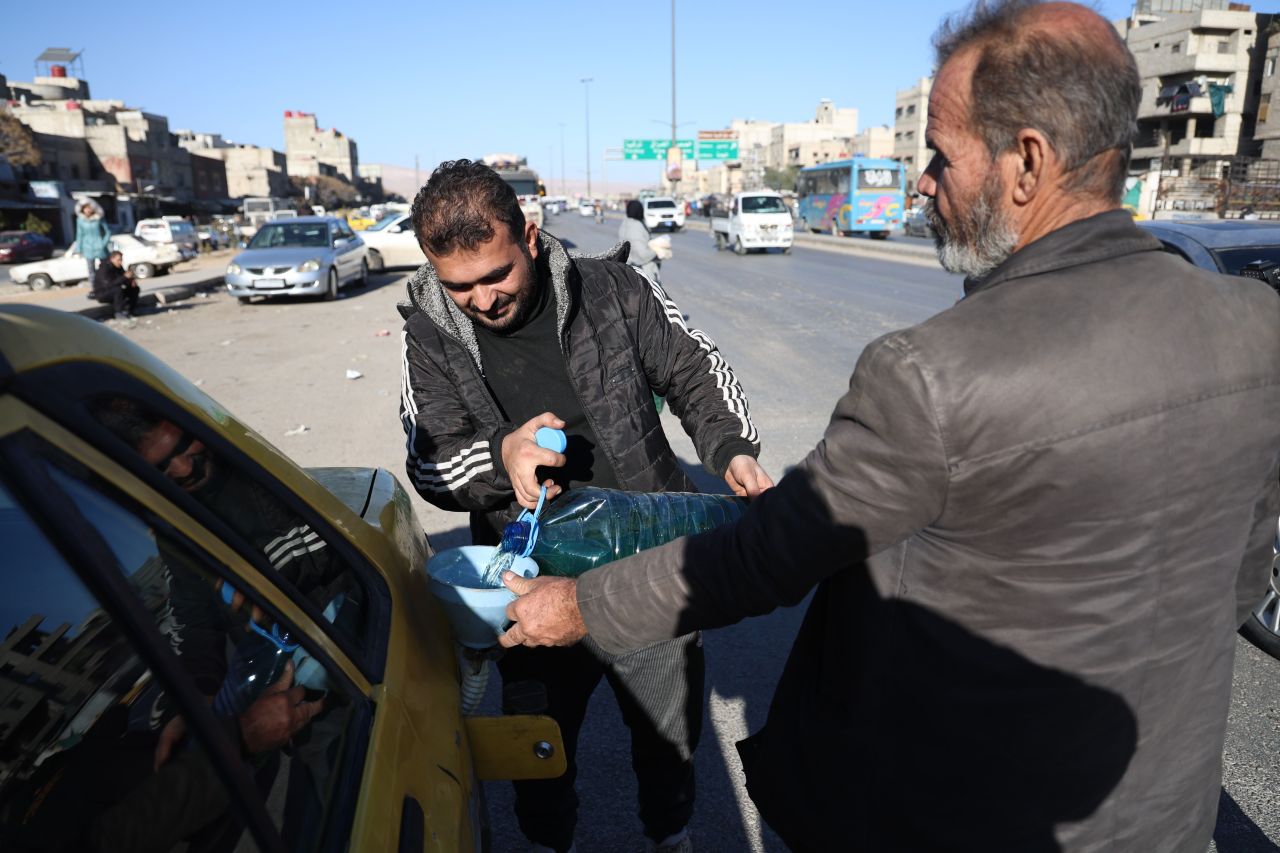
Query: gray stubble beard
924,175,1019,280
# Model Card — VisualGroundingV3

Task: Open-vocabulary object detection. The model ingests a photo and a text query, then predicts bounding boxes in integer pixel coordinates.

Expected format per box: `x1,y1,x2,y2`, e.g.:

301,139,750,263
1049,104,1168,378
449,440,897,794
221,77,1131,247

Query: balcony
1132,136,1242,160
1138,95,1220,120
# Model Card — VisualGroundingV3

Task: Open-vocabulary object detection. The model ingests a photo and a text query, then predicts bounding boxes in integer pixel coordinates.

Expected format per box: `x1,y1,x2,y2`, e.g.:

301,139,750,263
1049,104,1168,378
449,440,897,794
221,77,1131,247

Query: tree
22,213,52,235
763,165,800,193
0,112,41,169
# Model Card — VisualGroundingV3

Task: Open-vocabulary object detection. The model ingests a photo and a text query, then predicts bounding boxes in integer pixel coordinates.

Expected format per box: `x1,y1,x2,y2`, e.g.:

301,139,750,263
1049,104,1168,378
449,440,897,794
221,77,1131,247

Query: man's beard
925,174,1019,279
465,249,539,333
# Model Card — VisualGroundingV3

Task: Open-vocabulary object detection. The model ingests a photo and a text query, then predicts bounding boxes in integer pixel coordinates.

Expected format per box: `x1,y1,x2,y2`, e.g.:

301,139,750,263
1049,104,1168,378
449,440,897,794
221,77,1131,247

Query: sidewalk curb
77,275,225,321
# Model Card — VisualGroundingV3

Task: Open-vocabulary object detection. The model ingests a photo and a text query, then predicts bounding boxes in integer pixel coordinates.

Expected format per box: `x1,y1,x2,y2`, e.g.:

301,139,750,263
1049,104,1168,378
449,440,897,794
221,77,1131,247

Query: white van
135,218,199,259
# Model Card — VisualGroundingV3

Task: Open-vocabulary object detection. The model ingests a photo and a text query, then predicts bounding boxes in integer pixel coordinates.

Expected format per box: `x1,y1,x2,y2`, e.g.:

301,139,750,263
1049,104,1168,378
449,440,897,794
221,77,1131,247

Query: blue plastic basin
426,546,539,649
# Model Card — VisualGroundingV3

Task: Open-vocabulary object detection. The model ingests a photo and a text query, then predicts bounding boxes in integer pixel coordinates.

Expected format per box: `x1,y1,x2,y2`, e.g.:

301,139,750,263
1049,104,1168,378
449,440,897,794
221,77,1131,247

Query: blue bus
797,158,906,240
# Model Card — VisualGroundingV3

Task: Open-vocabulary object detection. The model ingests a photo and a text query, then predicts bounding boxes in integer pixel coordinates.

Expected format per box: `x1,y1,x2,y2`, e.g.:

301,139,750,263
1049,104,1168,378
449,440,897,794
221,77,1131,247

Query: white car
9,235,184,291
358,213,424,272
135,218,199,260
579,201,597,217
643,197,685,231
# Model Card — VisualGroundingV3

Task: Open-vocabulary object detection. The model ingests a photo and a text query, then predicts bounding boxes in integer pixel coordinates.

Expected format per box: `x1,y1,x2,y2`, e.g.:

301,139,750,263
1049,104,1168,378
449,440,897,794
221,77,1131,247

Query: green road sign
623,139,694,160
696,140,739,160
623,139,740,161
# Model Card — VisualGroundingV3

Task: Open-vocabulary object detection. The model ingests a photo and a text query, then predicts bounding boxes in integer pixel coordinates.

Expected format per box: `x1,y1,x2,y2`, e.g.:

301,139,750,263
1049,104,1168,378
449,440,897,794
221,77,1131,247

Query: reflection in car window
1212,246,1280,276
0,474,255,851
85,396,372,661
741,196,790,214
4,454,365,851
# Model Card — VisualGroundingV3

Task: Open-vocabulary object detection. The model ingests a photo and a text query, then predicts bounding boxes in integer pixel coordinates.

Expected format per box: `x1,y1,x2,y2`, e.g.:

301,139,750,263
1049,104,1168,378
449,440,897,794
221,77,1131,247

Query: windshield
365,215,403,232
648,200,676,209
504,179,538,195
741,196,789,214
0,234,21,244
248,222,330,249
1212,246,1280,276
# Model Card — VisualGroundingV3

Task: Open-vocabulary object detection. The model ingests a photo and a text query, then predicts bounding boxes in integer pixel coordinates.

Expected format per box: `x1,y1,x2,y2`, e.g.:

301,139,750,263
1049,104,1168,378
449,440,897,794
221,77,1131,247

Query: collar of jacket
962,209,1164,298
397,230,629,375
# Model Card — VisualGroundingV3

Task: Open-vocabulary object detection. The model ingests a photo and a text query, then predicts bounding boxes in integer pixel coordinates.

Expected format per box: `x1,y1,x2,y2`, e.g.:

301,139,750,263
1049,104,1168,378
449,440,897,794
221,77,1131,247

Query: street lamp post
581,78,594,199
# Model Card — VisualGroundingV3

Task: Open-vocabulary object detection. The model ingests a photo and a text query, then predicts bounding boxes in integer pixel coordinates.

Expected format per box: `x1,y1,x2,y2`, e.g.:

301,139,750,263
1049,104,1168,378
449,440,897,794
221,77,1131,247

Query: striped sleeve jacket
397,231,760,530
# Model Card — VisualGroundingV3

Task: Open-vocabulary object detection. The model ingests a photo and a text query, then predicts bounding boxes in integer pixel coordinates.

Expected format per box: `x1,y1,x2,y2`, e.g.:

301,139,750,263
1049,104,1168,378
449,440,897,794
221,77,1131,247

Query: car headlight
299,258,322,273
226,262,242,275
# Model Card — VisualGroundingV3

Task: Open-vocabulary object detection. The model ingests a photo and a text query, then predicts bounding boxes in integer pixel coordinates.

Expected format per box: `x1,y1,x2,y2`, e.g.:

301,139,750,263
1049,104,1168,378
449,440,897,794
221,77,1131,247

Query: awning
0,198,60,209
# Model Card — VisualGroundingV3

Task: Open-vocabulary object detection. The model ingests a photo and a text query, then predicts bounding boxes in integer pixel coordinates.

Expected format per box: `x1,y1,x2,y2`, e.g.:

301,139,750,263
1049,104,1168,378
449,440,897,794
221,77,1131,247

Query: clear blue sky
5,0,1134,189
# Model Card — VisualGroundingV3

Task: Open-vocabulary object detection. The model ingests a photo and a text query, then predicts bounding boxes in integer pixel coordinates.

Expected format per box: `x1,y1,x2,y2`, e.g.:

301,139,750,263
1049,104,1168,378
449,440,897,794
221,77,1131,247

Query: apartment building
893,78,931,193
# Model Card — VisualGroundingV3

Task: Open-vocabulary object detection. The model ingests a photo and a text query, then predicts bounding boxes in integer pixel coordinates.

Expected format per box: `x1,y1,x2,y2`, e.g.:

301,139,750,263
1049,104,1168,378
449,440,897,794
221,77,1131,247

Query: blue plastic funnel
426,546,540,649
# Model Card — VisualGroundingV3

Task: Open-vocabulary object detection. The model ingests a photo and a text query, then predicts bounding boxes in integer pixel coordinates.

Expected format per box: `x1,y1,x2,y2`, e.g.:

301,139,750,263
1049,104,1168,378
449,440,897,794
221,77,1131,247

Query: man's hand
238,661,325,754
501,413,568,509
724,454,775,498
498,572,587,648
154,714,187,771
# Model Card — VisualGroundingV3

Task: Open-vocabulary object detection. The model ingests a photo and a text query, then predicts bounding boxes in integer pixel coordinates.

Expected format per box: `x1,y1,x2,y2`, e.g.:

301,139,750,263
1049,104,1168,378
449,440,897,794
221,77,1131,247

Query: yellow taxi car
346,209,377,232
0,305,563,852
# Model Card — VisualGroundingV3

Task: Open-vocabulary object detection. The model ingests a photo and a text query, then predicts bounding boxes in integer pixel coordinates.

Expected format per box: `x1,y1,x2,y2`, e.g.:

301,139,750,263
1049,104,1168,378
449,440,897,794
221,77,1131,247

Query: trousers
499,632,704,852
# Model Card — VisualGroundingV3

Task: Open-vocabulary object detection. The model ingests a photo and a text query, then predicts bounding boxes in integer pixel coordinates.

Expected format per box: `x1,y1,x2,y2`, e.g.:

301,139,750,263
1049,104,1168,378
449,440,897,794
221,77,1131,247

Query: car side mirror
334,237,349,248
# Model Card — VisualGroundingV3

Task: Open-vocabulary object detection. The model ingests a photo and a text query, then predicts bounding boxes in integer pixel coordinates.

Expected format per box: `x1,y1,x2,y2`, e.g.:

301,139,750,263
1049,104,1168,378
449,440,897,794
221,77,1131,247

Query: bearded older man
497,2,1280,851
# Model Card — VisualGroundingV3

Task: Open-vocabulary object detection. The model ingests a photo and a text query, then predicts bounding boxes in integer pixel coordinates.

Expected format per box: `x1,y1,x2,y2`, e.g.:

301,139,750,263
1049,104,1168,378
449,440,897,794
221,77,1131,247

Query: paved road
0,250,232,311
109,213,1277,851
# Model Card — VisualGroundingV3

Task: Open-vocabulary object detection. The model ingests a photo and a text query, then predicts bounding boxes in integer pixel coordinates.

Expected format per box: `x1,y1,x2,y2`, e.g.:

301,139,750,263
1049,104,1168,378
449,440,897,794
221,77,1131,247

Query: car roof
1138,220,1280,250
260,216,337,225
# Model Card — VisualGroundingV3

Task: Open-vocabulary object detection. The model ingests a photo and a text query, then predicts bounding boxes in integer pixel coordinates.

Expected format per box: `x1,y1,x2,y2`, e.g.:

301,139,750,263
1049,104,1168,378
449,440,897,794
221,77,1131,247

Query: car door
331,222,357,282
385,215,423,267
0,379,409,851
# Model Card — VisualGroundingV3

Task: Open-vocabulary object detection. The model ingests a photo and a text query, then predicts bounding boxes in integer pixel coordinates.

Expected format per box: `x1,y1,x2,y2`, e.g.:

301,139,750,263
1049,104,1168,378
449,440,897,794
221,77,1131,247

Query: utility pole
559,122,567,196
581,78,594,198
669,0,681,196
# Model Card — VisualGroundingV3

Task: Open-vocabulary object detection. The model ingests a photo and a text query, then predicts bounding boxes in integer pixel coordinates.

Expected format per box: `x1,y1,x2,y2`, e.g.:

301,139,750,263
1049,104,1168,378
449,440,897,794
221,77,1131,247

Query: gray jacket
576,210,1280,852
617,217,657,268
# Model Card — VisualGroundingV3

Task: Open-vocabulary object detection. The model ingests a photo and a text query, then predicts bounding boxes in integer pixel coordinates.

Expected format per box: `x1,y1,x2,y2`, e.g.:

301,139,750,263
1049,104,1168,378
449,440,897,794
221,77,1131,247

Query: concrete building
190,153,228,201
853,126,895,159
176,130,289,199
1117,5,1271,168
1252,24,1280,158
767,100,858,172
284,111,358,181
894,77,932,193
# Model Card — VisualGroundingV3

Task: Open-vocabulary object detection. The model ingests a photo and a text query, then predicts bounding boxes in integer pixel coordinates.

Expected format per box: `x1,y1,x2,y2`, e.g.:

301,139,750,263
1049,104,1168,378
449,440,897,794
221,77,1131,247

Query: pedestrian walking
499,3,1280,851
399,159,770,853
618,199,661,282
74,198,112,284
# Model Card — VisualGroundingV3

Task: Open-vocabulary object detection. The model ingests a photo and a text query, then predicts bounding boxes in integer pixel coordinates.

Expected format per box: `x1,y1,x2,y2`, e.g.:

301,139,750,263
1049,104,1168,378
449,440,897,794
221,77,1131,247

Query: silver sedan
225,217,368,303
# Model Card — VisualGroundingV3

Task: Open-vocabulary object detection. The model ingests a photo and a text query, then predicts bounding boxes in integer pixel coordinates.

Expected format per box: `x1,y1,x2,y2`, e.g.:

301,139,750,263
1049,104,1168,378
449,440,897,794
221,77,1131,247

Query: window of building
1266,56,1276,77
895,107,903,118
1217,40,1231,54
1172,42,1181,54
895,132,903,140
906,105,916,116
70,165,80,180
1195,117,1216,138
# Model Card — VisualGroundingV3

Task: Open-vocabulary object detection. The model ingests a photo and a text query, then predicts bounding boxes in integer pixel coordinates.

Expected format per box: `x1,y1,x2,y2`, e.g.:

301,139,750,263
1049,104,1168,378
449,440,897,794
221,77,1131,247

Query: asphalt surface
103,214,1278,852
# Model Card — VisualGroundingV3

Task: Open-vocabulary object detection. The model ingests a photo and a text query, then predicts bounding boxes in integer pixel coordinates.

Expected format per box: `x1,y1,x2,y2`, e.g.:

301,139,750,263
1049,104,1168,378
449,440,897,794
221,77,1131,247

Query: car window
248,223,330,249
82,396,380,672
1211,246,1280,276
1,447,370,851
647,200,676,209
741,196,789,214
0,472,266,850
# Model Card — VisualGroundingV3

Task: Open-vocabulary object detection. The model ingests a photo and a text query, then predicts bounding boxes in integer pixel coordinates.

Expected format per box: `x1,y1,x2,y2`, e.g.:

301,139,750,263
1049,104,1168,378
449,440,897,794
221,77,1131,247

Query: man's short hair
933,0,1141,201
108,250,123,259
411,160,526,256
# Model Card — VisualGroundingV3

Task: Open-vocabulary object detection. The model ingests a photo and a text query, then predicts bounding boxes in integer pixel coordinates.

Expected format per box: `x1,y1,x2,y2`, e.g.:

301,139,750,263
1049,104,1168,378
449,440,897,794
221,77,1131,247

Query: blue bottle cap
502,520,533,555
535,427,566,453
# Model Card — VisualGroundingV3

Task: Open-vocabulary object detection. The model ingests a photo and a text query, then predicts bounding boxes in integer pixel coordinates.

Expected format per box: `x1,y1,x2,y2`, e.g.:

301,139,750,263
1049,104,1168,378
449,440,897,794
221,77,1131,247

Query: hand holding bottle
501,413,568,509
724,455,774,499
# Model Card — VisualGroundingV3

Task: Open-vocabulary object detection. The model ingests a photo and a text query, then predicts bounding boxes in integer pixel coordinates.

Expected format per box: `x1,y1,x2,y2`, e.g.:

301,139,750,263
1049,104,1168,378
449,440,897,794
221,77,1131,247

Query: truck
484,154,545,229
710,190,795,255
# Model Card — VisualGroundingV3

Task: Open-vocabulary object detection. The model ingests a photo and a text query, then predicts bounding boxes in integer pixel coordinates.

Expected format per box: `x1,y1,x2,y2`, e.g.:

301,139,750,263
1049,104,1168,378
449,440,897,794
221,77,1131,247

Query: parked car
642,197,685,232
0,304,565,852
195,221,231,250
224,216,368,303
1138,219,1280,660
135,218,199,260
346,208,377,231
578,200,597,217
9,235,183,290
0,230,54,263
358,213,424,272
710,191,794,255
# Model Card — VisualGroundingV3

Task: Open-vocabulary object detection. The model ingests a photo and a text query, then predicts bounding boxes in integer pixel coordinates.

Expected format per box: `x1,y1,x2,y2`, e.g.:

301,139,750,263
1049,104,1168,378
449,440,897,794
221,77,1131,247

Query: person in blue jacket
74,198,113,283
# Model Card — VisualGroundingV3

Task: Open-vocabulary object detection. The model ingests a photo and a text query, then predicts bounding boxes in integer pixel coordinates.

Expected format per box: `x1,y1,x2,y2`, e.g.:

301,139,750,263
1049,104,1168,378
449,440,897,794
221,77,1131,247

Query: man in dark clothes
398,160,771,853
498,3,1280,852
91,250,139,319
